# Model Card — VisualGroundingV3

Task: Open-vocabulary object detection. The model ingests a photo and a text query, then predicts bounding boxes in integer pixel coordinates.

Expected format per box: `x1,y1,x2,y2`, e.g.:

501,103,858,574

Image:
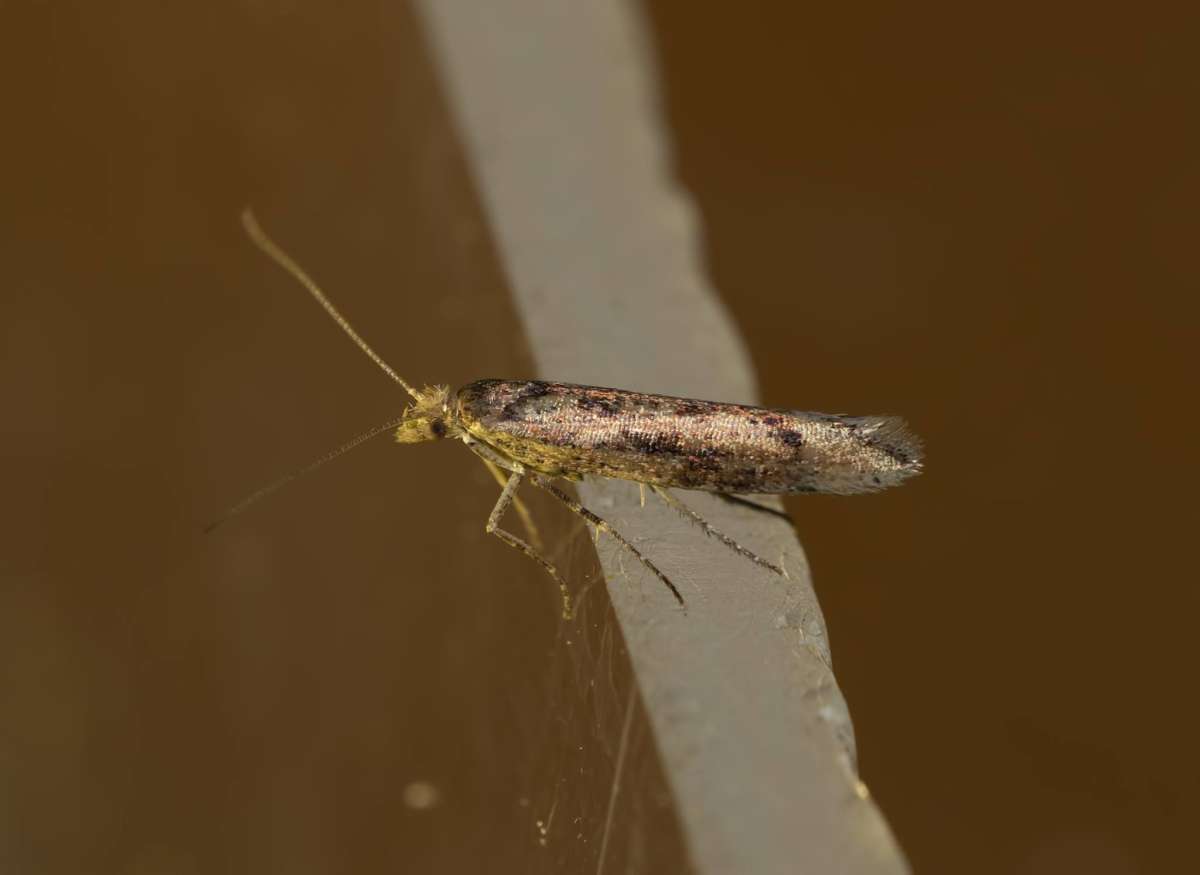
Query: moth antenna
241,207,422,401
204,414,407,533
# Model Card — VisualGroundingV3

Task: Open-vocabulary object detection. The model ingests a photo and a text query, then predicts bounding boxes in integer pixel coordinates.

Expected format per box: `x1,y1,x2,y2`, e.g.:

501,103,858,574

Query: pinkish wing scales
454,380,922,495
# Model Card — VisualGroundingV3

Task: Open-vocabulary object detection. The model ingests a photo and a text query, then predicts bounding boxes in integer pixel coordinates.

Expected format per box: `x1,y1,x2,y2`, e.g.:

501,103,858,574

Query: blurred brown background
2,1,1195,873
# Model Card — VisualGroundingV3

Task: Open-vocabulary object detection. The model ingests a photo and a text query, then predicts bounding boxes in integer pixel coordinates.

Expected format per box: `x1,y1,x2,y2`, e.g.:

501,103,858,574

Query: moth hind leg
656,487,786,577
530,475,686,609
716,492,794,524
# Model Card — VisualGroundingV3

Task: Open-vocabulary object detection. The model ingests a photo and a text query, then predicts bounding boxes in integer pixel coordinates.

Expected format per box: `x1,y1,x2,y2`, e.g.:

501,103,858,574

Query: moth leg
487,471,573,619
716,492,794,524
652,486,784,577
480,457,543,552
530,475,685,609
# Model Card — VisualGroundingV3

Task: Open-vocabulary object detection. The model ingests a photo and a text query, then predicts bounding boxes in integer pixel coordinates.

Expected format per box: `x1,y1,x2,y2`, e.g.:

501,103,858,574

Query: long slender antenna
204,414,408,533
241,208,421,401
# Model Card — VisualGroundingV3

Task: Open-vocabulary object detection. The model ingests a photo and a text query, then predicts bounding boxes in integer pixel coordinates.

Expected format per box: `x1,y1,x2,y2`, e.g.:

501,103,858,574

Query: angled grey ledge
416,2,909,872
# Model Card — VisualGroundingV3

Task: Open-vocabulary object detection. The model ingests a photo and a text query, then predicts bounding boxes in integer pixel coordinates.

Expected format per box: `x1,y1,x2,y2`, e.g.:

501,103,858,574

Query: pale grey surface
416,1,909,872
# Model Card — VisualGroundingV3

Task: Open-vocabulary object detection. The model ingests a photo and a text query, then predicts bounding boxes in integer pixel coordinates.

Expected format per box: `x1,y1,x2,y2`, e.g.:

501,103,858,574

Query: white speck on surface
402,781,442,810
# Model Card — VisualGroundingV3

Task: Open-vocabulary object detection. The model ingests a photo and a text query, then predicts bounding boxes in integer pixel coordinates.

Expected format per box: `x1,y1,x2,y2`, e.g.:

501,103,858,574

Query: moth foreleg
530,475,685,609
480,457,543,552
652,486,784,578
486,470,573,619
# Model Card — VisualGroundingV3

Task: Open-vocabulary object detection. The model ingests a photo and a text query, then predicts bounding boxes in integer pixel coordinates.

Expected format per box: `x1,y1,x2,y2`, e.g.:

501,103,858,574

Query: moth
213,211,923,617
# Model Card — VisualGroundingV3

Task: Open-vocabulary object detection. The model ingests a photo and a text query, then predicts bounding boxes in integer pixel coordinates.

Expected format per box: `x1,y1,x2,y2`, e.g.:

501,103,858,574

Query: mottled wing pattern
455,380,922,495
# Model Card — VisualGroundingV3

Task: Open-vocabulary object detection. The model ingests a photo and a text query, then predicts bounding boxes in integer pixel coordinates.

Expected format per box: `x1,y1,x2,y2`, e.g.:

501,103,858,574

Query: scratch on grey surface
596,683,637,875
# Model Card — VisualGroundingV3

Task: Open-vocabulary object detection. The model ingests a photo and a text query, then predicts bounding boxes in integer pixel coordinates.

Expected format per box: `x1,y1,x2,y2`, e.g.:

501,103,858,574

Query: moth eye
430,419,447,439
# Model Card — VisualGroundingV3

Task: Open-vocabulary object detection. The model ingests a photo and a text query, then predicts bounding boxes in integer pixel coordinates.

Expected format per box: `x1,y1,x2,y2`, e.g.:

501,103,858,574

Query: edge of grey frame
414,2,909,873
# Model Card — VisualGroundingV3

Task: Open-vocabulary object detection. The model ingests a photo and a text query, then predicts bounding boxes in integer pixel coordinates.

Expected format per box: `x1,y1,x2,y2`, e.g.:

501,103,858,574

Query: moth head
394,385,456,444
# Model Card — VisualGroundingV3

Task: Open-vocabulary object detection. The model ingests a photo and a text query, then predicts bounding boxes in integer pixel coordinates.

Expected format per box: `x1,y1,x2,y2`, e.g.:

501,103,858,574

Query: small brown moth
212,211,923,617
